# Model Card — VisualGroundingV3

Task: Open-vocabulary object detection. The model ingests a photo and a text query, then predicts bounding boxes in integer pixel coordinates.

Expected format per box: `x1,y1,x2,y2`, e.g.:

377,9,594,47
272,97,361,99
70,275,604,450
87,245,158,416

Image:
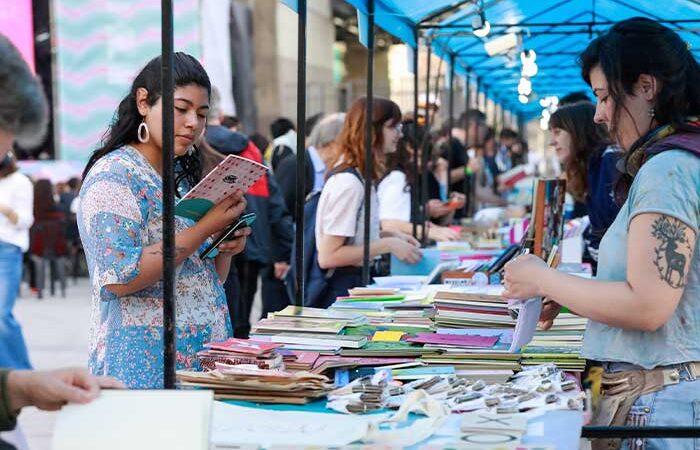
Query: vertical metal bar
294,0,307,306
500,104,505,133
161,0,176,389
476,77,481,111
447,54,455,194
463,71,471,218
362,0,375,285
421,40,432,246
491,97,498,131
411,31,419,239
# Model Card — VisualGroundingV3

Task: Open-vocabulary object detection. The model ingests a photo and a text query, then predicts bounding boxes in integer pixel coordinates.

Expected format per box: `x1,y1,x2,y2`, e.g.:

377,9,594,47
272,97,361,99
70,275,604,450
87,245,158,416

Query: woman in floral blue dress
78,53,249,388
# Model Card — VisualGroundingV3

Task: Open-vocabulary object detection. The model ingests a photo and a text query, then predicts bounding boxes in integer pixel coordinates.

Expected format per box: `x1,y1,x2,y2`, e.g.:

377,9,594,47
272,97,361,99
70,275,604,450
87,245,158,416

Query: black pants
0,438,17,450
260,265,291,318
321,268,364,309
224,259,291,338
223,258,261,339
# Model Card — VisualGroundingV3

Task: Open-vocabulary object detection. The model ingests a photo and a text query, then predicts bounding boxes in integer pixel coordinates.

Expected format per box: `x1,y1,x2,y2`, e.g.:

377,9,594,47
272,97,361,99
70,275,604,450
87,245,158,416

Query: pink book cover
288,351,321,365
176,154,268,221
405,333,499,347
204,338,282,356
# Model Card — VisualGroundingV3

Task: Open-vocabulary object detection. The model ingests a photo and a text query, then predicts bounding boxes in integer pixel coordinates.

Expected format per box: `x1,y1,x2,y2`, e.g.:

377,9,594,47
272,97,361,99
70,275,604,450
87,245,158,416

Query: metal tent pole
463,71,471,218
362,0,375,286
421,39,432,246
294,0,307,306
411,30,419,239
161,0,176,389
447,53,455,194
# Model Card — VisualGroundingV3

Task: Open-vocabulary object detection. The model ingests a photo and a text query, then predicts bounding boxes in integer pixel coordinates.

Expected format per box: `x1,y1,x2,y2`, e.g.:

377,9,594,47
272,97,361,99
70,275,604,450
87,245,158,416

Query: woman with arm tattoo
505,18,700,450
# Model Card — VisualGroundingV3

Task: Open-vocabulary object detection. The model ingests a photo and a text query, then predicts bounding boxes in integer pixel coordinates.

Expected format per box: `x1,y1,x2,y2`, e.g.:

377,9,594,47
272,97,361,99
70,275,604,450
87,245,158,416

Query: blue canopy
342,0,700,119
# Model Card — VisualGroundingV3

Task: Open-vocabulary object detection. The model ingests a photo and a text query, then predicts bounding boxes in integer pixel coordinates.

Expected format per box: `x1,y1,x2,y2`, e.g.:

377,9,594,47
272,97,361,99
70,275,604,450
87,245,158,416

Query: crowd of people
0,15,699,450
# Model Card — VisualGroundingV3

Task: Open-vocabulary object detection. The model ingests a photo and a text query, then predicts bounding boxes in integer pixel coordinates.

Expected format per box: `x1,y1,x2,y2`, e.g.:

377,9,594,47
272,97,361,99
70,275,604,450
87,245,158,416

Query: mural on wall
54,0,200,161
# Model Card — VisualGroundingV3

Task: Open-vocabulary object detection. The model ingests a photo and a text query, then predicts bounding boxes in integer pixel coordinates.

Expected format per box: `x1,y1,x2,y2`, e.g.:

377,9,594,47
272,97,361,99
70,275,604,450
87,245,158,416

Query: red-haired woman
316,97,421,307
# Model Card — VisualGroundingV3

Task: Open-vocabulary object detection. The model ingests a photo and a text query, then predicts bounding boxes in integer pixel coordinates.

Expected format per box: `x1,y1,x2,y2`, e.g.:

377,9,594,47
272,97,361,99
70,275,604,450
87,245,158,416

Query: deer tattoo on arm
651,216,692,289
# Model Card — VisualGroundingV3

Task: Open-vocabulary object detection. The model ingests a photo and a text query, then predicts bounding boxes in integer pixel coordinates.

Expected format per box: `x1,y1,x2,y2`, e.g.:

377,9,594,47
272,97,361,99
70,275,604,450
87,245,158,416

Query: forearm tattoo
148,246,188,256
650,216,693,289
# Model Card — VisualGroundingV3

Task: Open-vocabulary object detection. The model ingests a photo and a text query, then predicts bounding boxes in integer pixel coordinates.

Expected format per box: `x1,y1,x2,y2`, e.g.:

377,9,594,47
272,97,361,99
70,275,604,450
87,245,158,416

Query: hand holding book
197,190,247,238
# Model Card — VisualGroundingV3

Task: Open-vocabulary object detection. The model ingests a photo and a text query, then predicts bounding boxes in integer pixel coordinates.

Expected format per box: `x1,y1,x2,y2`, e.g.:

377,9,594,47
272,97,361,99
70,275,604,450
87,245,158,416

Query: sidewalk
14,278,92,450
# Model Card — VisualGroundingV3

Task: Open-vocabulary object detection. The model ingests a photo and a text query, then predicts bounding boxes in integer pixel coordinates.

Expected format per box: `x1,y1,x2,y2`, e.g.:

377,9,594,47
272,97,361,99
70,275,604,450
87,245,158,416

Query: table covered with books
176,206,591,449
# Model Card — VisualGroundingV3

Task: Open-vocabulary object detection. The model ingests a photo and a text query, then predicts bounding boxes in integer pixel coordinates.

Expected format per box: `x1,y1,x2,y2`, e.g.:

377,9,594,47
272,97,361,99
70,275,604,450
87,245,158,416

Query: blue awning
340,0,700,118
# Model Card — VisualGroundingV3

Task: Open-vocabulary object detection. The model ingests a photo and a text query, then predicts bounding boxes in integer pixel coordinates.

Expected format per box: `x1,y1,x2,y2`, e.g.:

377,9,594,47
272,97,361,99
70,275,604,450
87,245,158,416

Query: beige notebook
52,390,213,450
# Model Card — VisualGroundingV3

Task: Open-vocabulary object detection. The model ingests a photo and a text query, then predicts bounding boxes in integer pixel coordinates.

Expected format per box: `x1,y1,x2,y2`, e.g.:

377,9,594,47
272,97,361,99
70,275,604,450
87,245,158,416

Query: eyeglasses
388,123,403,133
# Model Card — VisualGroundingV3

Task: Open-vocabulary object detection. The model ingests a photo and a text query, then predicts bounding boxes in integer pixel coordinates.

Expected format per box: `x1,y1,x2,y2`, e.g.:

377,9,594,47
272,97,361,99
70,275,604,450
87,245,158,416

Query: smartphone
199,212,256,259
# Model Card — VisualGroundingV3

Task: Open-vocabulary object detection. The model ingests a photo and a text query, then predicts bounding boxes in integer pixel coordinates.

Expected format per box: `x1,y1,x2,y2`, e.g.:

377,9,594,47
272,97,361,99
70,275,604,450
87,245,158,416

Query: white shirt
0,171,34,251
377,170,411,222
316,171,380,247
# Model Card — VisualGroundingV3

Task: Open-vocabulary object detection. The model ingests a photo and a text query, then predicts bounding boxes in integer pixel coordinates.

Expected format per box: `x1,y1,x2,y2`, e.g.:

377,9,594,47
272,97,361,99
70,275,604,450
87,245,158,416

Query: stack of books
177,365,333,404
432,286,515,328
413,328,520,382
249,306,372,353
520,313,588,372
197,339,283,371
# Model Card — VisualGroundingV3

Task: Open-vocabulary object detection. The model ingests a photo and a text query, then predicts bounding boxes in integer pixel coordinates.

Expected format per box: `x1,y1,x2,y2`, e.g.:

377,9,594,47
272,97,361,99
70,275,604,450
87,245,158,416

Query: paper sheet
51,390,212,450
508,298,542,353
210,401,373,448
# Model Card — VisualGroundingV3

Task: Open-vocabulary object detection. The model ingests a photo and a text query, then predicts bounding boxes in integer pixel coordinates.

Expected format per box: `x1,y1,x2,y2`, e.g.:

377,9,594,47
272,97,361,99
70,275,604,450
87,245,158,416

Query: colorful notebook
175,154,268,221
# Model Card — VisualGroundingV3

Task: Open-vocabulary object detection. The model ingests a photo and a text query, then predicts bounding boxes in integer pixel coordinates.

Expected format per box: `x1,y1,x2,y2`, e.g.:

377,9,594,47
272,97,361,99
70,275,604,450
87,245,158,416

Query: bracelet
464,165,473,176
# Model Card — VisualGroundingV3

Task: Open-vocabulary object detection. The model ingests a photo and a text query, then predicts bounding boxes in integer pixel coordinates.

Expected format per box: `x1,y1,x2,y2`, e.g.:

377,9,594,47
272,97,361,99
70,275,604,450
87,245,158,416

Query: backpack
286,167,363,308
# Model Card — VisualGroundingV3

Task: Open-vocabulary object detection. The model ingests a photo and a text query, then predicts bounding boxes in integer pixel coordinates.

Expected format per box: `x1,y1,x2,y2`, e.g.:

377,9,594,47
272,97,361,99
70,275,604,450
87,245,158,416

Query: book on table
270,332,368,349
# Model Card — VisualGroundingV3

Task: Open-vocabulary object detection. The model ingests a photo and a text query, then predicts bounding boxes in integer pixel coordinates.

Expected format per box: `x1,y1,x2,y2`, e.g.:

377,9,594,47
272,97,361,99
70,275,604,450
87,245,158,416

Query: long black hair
383,120,431,191
579,17,700,200
83,52,211,194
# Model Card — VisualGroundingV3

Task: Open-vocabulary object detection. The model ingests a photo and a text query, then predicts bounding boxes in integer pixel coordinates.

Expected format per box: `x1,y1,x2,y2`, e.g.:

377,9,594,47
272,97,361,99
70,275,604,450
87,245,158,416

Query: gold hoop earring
137,119,150,143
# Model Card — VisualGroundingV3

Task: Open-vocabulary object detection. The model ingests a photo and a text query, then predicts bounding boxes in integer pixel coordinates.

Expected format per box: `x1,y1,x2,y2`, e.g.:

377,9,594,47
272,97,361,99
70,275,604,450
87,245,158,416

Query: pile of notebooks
250,306,368,352
197,338,283,370
520,312,588,372
432,286,515,328
413,328,520,383
177,365,333,404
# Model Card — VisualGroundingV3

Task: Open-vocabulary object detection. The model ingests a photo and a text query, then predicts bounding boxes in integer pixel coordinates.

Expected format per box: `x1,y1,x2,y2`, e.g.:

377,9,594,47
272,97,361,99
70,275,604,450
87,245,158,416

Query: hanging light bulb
519,94,529,104
518,77,532,96
520,49,536,63
521,61,538,77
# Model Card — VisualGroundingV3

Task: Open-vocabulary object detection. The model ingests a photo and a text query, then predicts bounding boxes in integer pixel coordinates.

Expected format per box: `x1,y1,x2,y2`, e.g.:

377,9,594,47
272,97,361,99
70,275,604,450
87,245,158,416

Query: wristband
465,165,473,176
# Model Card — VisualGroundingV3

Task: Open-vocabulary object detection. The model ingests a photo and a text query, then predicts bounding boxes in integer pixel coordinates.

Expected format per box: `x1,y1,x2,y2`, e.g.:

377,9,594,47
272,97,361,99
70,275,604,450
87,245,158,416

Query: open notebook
51,390,212,450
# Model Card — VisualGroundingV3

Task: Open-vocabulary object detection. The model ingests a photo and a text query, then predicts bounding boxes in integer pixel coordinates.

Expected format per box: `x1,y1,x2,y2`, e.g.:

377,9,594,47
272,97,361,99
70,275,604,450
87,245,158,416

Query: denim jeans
0,241,31,369
605,362,700,450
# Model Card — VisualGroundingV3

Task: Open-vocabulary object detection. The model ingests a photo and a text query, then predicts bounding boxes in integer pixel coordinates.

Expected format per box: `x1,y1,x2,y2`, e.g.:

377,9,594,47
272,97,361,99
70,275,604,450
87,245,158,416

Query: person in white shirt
0,153,34,369
316,97,421,306
378,122,460,242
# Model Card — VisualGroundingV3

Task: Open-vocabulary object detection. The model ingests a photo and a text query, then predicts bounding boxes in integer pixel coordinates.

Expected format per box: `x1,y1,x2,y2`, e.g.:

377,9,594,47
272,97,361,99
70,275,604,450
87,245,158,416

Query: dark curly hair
579,17,700,201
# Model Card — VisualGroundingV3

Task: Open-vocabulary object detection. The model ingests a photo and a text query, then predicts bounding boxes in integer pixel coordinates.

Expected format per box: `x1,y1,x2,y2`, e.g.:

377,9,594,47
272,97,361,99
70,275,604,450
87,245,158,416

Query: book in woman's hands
175,154,268,221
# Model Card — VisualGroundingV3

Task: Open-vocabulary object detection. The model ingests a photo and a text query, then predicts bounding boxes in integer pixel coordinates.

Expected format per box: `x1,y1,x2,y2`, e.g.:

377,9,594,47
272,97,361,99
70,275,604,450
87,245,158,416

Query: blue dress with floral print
78,146,231,388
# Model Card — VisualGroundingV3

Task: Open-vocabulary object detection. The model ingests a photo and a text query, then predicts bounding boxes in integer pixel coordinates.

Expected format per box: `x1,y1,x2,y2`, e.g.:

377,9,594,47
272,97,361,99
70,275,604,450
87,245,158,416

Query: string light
472,9,490,38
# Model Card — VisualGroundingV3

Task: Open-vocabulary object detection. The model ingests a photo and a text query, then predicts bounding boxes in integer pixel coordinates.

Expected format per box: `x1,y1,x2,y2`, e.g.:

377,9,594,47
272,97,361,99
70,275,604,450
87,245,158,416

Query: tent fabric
341,0,700,118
